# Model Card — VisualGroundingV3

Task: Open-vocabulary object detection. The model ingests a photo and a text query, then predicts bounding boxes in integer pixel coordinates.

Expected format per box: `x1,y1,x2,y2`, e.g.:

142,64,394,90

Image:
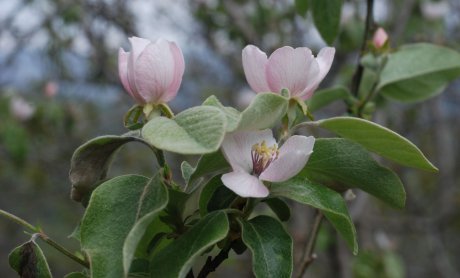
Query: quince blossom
118,37,185,105
372,28,389,49
221,130,315,198
242,45,335,100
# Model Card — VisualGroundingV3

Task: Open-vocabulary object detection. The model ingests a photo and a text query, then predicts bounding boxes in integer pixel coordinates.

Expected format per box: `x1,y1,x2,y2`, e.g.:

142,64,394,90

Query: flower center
251,140,279,176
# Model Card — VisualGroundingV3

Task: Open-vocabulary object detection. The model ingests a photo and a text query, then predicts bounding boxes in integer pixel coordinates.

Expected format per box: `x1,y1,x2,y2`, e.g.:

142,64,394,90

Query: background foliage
1,0,460,277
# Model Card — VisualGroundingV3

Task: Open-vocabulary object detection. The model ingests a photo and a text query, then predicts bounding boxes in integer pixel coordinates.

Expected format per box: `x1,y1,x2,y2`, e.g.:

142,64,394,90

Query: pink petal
118,48,145,104
222,129,276,173
266,46,319,96
260,135,315,182
127,37,151,99
221,171,269,198
300,47,335,100
134,39,177,103
163,41,185,102
242,45,271,93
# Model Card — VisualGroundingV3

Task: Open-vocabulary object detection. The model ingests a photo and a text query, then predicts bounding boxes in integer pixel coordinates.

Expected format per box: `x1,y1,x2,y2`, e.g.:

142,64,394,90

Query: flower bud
118,37,185,105
372,28,389,49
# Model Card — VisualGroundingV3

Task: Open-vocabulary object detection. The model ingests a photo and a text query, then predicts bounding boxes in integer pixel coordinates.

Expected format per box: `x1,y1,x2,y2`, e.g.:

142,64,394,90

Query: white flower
221,130,315,198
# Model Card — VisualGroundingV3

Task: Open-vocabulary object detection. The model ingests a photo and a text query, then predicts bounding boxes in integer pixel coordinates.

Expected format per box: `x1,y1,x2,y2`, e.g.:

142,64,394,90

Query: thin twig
350,0,375,97
35,233,90,268
296,210,324,278
0,209,38,232
0,209,89,268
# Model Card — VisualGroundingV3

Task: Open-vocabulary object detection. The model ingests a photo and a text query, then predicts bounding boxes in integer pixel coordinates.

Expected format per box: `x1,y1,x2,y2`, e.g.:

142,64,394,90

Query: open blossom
372,28,388,49
221,130,315,198
242,45,335,100
10,97,35,121
118,37,185,105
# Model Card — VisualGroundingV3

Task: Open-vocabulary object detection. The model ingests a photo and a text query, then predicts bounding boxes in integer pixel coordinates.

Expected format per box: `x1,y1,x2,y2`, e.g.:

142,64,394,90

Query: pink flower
372,28,388,49
221,130,315,198
118,37,185,105
242,45,335,100
10,97,35,121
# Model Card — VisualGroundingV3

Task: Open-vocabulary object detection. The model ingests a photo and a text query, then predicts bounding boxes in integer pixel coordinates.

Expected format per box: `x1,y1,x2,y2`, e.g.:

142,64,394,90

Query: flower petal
134,39,176,103
222,129,276,173
163,41,185,102
260,135,315,182
300,47,335,100
266,46,319,96
221,171,269,198
118,48,145,104
127,37,151,99
242,45,271,93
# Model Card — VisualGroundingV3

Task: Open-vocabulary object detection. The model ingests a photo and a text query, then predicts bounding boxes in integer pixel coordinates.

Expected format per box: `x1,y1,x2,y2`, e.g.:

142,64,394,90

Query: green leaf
316,117,437,171
123,174,169,276
311,0,343,44
295,0,309,17
307,86,351,113
238,93,289,130
271,178,358,254
69,133,157,203
199,175,237,216
64,272,89,278
149,211,229,278
262,198,291,222
9,240,52,278
300,138,406,208
185,151,230,193
180,161,194,184
238,216,293,278
203,95,241,132
142,106,227,154
81,175,156,278
377,43,460,102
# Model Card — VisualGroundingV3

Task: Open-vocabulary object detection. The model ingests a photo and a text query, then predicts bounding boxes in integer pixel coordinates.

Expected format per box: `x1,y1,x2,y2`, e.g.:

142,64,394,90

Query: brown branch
296,210,324,278
197,243,233,278
350,0,375,97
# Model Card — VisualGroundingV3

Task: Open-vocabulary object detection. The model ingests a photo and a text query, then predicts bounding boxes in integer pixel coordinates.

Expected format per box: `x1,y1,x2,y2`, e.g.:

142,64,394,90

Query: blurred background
0,0,459,277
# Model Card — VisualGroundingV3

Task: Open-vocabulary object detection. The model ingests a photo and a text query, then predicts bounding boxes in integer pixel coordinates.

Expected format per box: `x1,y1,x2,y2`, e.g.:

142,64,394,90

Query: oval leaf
262,198,291,222
237,93,288,130
185,150,230,193
316,117,438,171
81,175,160,278
142,106,227,154
69,133,156,203
300,138,406,208
307,86,351,113
9,240,52,278
238,216,293,278
123,174,169,276
203,95,241,132
270,178,358,254
311,0,343,44
377,43,460,102
149,211,229,278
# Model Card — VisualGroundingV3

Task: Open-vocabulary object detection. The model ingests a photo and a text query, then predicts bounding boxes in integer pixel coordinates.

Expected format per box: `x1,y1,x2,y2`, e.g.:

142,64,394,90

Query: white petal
260,135,315,182
299,47,335,100
221,171,269,198
163,41,185,102
242,45,271,93
266,46,319,95
134,39,176,103
221,129,276,173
